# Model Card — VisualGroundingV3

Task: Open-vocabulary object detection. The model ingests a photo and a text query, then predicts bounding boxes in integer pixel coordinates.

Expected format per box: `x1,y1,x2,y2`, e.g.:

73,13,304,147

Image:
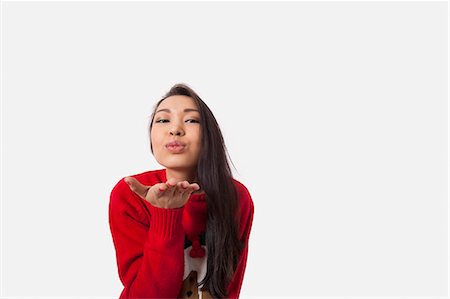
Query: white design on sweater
183,245,208,298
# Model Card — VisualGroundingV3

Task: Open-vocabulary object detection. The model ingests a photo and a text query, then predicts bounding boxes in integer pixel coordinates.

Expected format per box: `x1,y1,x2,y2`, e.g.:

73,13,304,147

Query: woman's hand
124,177,200,209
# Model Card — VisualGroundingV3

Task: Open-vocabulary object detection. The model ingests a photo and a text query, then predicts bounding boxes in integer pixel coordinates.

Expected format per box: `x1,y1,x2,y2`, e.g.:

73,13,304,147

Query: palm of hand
124,177,201,209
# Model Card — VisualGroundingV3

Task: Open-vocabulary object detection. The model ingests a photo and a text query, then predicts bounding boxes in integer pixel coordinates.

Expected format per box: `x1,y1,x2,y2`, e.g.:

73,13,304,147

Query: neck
165,167,204,195
165,167,197,183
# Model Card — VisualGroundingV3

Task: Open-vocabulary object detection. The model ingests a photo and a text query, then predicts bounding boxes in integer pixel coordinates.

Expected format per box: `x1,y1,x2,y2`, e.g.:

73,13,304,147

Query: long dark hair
148,83,243,298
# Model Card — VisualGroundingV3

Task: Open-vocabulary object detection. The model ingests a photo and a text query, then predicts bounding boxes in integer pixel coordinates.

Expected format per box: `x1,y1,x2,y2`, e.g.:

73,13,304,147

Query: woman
109,83,254,299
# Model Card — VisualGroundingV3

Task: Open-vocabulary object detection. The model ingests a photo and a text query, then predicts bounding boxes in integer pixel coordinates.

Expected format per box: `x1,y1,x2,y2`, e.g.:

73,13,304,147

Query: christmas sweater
109,168,254,298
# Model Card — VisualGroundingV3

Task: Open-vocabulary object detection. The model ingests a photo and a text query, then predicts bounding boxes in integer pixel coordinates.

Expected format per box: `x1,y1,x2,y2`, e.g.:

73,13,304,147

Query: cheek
150,133,163,152
151,127,162,142
195,137,202,152
193,131,202,148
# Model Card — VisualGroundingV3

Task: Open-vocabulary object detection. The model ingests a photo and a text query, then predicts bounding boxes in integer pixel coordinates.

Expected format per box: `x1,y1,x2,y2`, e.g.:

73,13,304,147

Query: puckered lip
165,140,186,147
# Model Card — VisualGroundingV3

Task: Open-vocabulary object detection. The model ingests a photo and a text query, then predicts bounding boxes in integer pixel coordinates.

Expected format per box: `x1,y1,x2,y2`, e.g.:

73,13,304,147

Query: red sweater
109,168,254,299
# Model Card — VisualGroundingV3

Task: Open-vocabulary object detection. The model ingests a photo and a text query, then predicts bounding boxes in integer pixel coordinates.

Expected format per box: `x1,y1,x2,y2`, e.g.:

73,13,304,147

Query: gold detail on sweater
178,270,213,299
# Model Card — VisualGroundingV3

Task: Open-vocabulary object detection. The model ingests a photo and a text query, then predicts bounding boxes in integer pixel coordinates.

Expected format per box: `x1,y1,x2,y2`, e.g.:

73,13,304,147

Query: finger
186,183,201,194
157,182,168,193
166,178,178,188
179,183,193,204
190,183,200,191
177,181,189,190
165,178,178,196
124,176,150,199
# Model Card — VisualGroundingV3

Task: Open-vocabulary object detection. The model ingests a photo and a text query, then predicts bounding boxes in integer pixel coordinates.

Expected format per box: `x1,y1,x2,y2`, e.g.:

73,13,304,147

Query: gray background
1,1,448,298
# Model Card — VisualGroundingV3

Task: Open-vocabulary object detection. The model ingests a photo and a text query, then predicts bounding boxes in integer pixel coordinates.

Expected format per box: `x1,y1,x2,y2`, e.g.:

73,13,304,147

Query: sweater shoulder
232,179,253,202
231,178,254,214
109,168,166,217
125,168,167,186
231,178,254,241
110,168,166,195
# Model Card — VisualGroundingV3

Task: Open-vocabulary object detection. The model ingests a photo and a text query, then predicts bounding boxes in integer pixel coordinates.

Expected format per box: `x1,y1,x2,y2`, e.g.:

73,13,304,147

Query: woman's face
151,95,202,171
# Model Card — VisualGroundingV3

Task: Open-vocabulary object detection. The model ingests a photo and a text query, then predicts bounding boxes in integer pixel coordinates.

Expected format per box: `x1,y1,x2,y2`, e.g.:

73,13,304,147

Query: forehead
157,95,197,110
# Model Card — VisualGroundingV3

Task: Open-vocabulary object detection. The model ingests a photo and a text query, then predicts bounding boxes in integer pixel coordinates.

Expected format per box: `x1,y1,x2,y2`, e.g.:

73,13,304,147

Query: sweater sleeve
109,179,185,299
227,184,255,298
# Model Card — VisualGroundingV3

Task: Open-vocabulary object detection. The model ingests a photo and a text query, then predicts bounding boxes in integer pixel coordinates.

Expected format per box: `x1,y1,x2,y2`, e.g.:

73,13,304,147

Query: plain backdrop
1,1,448,298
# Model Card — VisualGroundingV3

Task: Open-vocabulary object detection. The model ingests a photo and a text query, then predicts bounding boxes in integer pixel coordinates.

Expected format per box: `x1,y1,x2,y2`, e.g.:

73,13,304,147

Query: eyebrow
155,108,200,114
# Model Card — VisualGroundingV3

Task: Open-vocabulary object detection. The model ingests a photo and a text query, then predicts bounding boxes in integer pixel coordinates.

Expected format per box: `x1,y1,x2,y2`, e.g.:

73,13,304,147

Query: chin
158,159,195,170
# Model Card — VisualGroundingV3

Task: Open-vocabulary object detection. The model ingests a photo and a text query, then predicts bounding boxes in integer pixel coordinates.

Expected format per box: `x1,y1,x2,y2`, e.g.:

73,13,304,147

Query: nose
169,124,184,136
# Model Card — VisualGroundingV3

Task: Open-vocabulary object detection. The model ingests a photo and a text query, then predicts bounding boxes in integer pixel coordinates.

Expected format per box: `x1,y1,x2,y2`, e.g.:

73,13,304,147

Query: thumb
124,176,150,199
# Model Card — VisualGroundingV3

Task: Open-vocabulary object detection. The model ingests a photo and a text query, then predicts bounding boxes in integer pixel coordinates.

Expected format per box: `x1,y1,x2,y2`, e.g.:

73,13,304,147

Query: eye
155,119,169,123
186,119,200,123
